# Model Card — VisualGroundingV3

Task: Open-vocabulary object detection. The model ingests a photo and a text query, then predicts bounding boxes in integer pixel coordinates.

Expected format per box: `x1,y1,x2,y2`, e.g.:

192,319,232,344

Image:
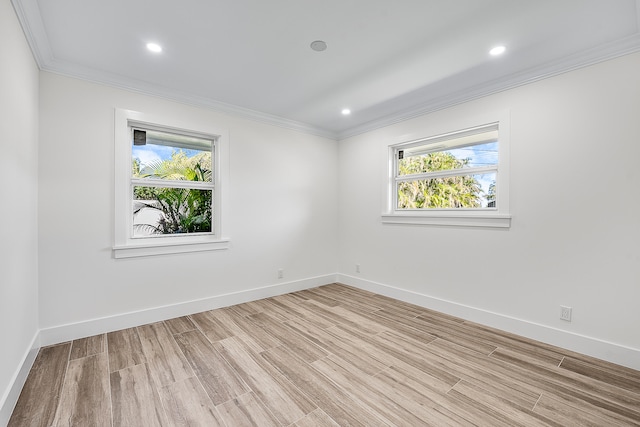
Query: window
383,117,510,228
114,109,229,258
131,128,213,237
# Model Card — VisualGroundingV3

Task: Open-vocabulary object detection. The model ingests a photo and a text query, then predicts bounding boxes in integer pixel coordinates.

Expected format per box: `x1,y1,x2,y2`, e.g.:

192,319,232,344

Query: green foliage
397,152,483,208
138,151,212,181
487,182,496,205
133,151,212,234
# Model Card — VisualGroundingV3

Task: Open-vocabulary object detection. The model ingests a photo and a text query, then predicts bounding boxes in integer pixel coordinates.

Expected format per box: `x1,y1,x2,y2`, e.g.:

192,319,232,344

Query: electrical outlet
560,306,572,322
356,264,360,273
277,269,283,279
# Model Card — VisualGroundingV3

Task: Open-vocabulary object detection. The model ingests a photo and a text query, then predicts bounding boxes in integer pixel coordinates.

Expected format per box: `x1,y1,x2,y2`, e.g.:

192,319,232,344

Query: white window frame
382,111,511,228
113,109,230,258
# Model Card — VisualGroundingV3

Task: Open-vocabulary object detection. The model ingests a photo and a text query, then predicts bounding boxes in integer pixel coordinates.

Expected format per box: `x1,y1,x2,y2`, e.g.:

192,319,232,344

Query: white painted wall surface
0,0,40,420
338,52,640,366
38,73,338,333
4,12,640,414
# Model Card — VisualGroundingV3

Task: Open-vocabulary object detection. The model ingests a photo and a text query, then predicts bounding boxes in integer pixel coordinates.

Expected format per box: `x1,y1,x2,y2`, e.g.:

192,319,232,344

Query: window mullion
131,178,213,190
395,165,498,182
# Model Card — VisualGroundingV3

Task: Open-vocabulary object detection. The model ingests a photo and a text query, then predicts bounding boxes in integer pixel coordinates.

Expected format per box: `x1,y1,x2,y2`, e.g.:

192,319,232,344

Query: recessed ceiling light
341,108,351,115
146,43,163,53
310,40,327,52
489,45,506,56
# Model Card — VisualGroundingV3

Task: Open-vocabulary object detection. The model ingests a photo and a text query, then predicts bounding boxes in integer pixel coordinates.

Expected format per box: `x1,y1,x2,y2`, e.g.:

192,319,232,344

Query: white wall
0,0,40,421
3,14,639,421
38,73,338,338
338,52,640,368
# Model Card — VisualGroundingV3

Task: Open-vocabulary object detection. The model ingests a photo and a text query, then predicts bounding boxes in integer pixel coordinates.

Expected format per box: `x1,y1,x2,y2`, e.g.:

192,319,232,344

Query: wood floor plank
413,337,543,409
249,298,291,322
560,356,640,393
194,307,265,352
372,366,482,426
355,308,440,344
265,294,335,328
330,284,410,310
333,284,432,317
448,380,553,427
189,310,237,341
318,282,354,292
214,336,316,425
461,320,566,367
9,283,640,427
363,330,463,387
386,359,460,395
248,312,328,363
226,300,264,317
490,347,640,422
495,346,640,406
327,324,421,369
312,355,438,426
53,353,111,427
110,363,168,427
296,288,340,307
300,285,354,305
69,334,105,360
214,307,281,351
216,392,280,427
137,322,193,387
8,343,71,427
158,376,225,427
561,350,640,383
284,317,389,376
261,345,387,426
302,300,387,335
163,316,196,335
533,393,633,427
174,330,249,405
410,313,499,354
293,408,340,427
107,327,146,372
442,384,534,427
334,290,428,319
310,291,386,316
280,291,309,303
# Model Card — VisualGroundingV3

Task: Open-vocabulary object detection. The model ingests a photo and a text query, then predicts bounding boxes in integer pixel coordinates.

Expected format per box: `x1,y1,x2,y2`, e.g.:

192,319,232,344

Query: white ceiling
12,0,640,139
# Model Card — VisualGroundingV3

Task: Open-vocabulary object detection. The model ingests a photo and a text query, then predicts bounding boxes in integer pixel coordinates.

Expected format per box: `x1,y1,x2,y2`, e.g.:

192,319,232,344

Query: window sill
113,238,230,259
381,213,511,228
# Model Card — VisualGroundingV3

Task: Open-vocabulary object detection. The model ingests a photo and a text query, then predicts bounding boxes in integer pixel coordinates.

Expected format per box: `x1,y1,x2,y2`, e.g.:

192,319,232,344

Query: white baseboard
338,274,640,371
0,331,40,427
40,274,337,346
8,270,637,427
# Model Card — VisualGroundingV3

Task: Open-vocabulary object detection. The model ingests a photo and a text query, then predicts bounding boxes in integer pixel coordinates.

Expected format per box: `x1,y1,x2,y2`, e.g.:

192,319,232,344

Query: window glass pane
397,172,497,209
398,141,498,176
133,186,212,236
132,129,213,182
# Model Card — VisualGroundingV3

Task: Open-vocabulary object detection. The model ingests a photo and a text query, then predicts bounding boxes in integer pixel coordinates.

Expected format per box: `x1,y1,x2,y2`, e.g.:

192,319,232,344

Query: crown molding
336,31,640,140
41,58,338,140
11,0,640,142
11,0,337,140
10,0,51,67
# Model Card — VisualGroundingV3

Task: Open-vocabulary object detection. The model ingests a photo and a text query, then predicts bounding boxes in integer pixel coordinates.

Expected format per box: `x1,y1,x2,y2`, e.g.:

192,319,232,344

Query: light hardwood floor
8,284,640,426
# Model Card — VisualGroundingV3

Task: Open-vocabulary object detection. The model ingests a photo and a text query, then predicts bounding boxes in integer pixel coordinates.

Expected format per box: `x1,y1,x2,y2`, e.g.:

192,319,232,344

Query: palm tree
133,151,212,235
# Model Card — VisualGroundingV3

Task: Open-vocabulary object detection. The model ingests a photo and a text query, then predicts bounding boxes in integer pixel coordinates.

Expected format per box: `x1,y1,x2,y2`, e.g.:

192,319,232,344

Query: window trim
382,111,511,228
113,109,230,258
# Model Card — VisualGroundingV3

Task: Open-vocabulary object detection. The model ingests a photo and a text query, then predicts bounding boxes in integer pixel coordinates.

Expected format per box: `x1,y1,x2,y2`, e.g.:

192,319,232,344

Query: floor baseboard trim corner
337,274,640,371
39,274,337,347
0,331,40,427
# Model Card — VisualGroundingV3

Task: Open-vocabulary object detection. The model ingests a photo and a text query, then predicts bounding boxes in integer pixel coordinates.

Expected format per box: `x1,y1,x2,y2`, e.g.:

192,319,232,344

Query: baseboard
337,274,640,371
40,274,337,346
0,331,40,427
